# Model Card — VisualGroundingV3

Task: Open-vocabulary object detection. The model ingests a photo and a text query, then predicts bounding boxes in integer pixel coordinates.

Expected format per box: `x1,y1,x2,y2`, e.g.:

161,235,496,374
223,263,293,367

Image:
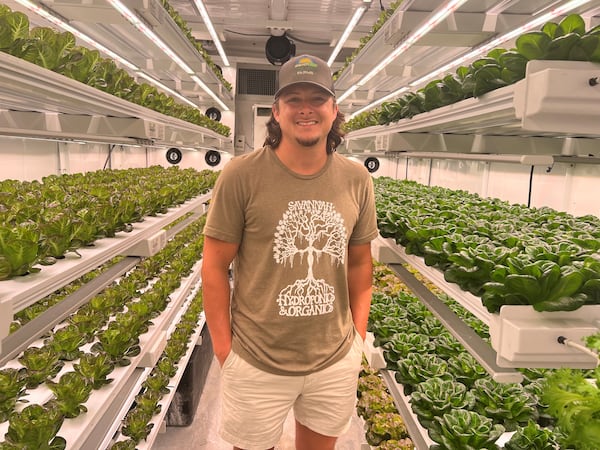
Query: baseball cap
275,54,335,98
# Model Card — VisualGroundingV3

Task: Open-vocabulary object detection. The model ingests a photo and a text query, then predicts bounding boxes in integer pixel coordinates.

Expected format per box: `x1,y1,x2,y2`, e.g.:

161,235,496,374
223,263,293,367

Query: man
201,54,379,450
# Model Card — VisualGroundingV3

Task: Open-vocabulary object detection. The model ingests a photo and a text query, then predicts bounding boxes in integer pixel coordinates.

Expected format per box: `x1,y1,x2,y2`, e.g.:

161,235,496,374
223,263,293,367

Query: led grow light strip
136,72,199,108
107,0,229,110
348,0,594,117
14,0,228,112
107,0,194,73
14,0,138,71
338,0,469,103
408,0,594,89
327,0,372,67
193,0,230,67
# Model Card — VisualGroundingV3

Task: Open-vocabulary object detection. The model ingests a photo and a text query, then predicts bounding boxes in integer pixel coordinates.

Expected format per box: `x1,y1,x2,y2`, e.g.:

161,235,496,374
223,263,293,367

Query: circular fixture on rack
265,34,295,65
364,157,380,173
205,150,221,167
166,147,183,165
206,107,222,122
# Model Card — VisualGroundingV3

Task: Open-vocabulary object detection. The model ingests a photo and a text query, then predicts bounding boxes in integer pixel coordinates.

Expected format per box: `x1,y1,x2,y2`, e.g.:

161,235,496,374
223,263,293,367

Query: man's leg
295,420,337,450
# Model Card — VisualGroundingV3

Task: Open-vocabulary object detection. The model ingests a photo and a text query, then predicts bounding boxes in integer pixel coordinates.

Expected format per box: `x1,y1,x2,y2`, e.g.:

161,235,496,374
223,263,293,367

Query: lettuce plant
428,409,504,450
0,221,41,280
109,439,137,450
2,403,66,450
18,346,64,389
133,390,162,417
471,378,539,431
46,372,93,418
447,353,489,388
47,324,86,361
382,332,433,369
91,324,141,366
73,352,115,389
409,378,476,429
120,408,154,443
0,368,27,422
394,353,451,395
357,389,396,418
142,371,170,396
364,412,408,447
154,357,178,379
541,369,600,449
504,421,561,450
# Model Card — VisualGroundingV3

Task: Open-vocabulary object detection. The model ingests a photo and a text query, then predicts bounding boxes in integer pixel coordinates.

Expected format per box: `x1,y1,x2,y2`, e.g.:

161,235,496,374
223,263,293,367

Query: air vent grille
237,68,277,96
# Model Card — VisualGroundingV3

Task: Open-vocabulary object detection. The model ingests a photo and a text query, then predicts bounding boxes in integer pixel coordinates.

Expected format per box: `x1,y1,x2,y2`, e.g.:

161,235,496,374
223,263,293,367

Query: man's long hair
263,101,345,154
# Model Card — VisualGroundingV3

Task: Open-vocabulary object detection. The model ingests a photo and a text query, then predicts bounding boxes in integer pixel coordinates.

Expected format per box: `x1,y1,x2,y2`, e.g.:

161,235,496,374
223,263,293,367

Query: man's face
273,83,338,149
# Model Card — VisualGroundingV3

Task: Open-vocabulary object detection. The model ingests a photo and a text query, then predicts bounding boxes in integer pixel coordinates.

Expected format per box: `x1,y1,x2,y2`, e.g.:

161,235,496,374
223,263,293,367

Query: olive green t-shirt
203,146,379,375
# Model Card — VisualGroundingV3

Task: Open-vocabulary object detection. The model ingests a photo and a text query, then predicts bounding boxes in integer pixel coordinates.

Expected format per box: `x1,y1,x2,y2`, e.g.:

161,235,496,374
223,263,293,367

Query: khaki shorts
219,332,364,450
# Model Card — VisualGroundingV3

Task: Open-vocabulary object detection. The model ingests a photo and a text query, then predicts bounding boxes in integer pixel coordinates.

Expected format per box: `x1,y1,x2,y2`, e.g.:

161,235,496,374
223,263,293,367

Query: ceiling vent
237,68,277,96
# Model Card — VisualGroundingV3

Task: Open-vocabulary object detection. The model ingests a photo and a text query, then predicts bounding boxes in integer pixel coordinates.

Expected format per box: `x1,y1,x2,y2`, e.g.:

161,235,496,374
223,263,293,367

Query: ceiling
163,0,600,114
168,0,384,67
4,0,600,117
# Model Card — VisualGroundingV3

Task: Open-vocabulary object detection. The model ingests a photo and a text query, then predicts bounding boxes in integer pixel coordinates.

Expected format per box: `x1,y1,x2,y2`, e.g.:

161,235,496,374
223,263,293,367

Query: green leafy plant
154,357,178,379
133,389,162,417
382,332,433,370
47,324,86,361
504,420,561,450
428,409,504,450
120,408,154,442
471,378,539,431
0,5,230,136
364,412,409,447
541,368,600,449
0,221,41,280
344,13,600,133
46,371,93,418
142,371,170,396
73,352,115,389
2,403,66,450
18,346,64,389
409,377,476,428
92,324,141,366
109,439,137,450
394,353,450,395
446,353,489,388
0,368,28,422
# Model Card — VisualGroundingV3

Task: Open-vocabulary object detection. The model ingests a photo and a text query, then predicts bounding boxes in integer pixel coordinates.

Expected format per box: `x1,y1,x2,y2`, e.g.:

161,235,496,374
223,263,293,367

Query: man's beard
295,136,320,147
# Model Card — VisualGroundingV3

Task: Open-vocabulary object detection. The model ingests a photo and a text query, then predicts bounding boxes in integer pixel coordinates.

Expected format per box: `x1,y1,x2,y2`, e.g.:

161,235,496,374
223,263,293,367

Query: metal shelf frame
0,52,231,148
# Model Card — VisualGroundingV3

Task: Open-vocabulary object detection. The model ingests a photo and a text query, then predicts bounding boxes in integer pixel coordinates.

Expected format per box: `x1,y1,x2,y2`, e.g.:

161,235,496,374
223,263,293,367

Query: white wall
358,154,600,218
0,136,232,181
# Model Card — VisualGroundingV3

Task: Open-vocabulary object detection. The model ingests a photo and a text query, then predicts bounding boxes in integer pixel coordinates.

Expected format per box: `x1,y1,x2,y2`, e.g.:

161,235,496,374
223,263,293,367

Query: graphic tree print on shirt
273,200,347,317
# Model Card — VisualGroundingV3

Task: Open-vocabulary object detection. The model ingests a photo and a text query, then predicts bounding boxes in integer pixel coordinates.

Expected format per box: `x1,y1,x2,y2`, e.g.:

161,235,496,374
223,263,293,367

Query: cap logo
294,56,319,76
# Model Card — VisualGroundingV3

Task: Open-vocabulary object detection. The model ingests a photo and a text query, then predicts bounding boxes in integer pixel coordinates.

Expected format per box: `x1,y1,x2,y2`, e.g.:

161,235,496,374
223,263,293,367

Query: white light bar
338,0,469,102
350,87,409,118
108,0,194,73
347,0,594,114
14,0,138,71
327,2,371,67
190,75,229,111
193,0,230,67
136,72,198,108
108,0,229,110
408,0,594,88
13,0,226,115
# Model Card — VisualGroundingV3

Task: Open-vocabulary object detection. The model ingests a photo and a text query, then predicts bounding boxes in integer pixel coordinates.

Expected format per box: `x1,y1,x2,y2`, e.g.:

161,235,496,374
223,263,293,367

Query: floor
152,358,370,450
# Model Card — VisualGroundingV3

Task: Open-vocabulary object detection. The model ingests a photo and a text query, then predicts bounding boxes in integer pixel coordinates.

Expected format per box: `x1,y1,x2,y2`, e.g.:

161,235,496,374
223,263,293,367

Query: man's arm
347,242,373,340
201,235,239,366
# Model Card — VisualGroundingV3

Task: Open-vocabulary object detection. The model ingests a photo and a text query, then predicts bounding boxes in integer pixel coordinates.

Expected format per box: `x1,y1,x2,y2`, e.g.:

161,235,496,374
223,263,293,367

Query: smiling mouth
297,120,318,126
